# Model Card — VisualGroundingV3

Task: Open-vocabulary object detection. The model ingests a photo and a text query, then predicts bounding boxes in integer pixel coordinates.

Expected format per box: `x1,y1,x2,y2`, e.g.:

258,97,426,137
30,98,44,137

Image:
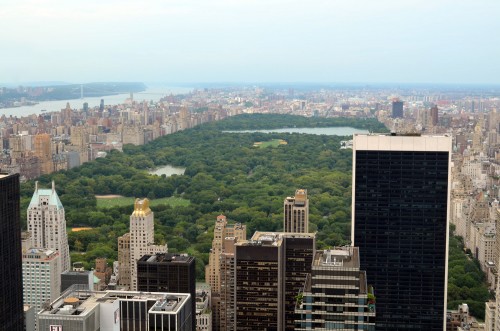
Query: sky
1,0,500,85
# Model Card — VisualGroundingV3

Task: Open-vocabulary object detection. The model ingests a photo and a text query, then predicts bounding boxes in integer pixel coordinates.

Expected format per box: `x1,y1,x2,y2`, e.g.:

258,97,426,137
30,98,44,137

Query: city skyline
1,0,500,85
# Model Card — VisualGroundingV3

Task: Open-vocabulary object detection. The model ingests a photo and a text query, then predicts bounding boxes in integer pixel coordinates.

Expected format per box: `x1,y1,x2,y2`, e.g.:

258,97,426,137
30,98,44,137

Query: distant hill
0,82,146,104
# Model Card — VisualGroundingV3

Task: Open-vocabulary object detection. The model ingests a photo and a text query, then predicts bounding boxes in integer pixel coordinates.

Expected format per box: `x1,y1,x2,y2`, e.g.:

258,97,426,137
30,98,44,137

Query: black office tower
0,173,24,331
352,134,451,331
137,253,196,330
391,100,404,118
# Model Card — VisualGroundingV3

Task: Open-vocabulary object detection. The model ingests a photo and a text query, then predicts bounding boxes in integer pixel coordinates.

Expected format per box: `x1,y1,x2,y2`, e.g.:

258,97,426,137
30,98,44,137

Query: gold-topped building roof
132,198,152,217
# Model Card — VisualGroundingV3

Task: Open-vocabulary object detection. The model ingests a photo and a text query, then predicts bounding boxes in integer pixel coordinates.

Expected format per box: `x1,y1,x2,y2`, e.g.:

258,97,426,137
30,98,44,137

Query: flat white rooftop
353,134,452,152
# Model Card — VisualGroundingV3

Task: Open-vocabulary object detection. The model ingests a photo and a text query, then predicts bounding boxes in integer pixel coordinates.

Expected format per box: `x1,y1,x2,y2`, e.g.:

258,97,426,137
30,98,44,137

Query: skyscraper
295,247,375,330
137,253,196,329
27,181,70,272
33,133,52,174
205,215,246,331
118,198,167,290
284,189,309,233
22,248,61,312
219,237,238,331
0,173,24,330
391,100,404,118
235,232,315,330
430,105,439,126
352,134,451,330
118,232,131,287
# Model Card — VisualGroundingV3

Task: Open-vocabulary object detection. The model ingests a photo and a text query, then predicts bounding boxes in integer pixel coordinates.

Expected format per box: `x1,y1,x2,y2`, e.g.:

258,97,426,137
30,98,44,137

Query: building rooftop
38,286,190,318
61,270,92,276
313,247,360,269
139,253,194,264
22,248,59,260
28,181,63,210
132,198,152,217
353,133,452,152
236,231,316,247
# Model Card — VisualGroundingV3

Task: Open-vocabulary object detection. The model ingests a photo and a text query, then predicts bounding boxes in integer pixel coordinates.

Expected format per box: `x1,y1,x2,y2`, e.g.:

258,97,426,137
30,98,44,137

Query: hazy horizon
5,80,500,89
2,0,499,85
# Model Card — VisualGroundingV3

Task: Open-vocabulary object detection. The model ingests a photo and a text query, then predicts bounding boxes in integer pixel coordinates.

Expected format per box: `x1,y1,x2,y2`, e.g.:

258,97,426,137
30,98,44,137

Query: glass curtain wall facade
0,173,24,331
352,135,451,331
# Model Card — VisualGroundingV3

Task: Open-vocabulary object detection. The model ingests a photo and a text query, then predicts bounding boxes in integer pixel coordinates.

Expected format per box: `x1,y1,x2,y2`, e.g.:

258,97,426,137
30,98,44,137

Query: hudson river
0,86,192,117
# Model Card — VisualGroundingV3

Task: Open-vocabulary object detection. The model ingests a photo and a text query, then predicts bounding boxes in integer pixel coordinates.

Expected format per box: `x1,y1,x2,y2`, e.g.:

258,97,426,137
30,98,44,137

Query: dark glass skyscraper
0,173,24,331
392,100,404,118
137,253,196,329
352,134,451,331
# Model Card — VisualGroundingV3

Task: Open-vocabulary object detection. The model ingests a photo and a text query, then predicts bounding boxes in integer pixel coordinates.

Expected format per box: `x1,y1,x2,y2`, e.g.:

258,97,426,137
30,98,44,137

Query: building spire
51,180,55,193
35,181,38,193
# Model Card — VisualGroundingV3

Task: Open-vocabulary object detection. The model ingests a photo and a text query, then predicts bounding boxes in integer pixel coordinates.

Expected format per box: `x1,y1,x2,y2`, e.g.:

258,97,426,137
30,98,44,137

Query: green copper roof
28,182,64,210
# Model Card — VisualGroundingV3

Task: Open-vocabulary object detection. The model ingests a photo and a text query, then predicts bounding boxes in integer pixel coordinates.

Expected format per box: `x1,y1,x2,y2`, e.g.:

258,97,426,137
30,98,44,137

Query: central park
19,114,491,319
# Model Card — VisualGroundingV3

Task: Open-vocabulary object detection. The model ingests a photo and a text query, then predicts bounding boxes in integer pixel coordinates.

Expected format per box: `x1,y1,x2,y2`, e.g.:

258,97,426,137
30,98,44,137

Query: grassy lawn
253,139,287,148
96,196,190,209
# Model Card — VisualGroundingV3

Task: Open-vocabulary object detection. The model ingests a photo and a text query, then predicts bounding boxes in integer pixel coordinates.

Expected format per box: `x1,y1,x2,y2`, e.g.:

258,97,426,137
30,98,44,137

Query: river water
0,86,192,117
224,127,369,136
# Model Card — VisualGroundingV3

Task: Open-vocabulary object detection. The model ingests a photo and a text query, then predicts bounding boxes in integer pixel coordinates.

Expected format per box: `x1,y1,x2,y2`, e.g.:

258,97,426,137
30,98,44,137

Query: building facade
391,100,404,118
205,215,246,331
38,286,192,331
196,289,212,331
295,247,375,330
27,181,71,272
22,248,61,312
219,237,237,331
117,232,131,288
283,189,309,233
235,232,315,331
0,173,24,330
137,253,196,329
61,270,94,292
118,198,168,290
352,134,451,330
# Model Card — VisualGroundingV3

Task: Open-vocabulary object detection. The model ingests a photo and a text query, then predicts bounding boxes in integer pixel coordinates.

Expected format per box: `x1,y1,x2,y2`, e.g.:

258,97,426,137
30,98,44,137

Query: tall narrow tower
284,189,309,233
206,215,246,330
0,173,24,330
128,198,167,291
28,181,70,272
352,133,451,330
391,99,404,118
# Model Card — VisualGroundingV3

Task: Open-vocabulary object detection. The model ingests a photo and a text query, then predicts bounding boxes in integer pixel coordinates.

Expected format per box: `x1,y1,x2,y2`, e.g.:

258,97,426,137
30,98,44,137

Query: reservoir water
148,165,186,177
0,86,192,118
224,127,369,136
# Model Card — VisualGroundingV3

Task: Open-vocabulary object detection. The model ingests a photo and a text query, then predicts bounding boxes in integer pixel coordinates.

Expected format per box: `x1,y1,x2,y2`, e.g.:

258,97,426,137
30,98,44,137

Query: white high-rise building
27,181,70,272
128,198,168,291
22,248,61,312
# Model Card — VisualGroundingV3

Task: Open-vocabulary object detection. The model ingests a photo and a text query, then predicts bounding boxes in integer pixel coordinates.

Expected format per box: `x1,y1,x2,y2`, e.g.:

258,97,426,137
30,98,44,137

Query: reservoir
225,127,369,136
149,165,186,177
0,86,192,118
